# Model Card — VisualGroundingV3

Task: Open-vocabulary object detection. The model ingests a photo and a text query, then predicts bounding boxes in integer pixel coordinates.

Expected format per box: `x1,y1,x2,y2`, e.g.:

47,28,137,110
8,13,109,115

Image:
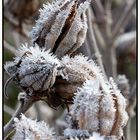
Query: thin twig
34,102,42,121
105,0,112,38
112,0,136,38
88,6,106,50
91,0,105,16
87,8,107,80
4,40,16,55
4,93,35,139
127,82,136,117
4,11,28,38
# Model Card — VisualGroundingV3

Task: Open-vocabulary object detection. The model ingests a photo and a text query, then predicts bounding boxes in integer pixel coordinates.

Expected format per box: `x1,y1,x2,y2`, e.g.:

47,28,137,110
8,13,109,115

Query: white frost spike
15,43,60,66
64,128,90,138
86,132,105,140
13,114,56,140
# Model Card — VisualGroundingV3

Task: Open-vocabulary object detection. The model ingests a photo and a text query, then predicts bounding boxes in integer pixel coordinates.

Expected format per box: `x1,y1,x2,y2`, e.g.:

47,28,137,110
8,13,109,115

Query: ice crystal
64,128,90,138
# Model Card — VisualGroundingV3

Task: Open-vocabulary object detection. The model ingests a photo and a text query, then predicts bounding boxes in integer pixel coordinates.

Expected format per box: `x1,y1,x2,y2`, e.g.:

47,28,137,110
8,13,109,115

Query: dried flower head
66,78,128,139
4,44,60,95
30,0,91,58
13,114,56,140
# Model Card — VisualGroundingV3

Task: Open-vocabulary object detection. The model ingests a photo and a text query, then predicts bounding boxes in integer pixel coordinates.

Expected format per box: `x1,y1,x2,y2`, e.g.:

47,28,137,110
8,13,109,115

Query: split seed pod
30,0,91,58
4,44,60,96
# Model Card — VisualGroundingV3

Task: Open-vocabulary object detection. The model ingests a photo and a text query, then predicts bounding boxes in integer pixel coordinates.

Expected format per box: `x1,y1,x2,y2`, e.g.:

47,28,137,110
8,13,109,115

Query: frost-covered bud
13,114,56,140
30,0,91,58
4,44,60,95
68,78,128,139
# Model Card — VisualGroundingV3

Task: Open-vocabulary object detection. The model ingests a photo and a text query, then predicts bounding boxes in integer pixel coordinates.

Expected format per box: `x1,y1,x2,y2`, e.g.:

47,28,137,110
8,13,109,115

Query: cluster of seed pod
4,0,129,139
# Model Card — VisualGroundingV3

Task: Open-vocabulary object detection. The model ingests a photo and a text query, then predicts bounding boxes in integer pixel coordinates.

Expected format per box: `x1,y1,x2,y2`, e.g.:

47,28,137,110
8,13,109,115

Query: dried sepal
13,114,56,140
30,0,91,58
4,44,60,95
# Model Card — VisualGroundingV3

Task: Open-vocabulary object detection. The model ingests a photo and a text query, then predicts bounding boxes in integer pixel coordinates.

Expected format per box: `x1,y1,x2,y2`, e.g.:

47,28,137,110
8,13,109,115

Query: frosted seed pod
54,55,102,101
4,44,60,95
30,0,91,58
68,79,128,139
13,114,56,140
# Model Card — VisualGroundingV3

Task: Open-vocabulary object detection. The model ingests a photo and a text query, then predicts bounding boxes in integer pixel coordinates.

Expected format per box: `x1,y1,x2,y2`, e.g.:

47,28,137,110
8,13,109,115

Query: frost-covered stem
91,0,105,19
87,8,107,79
4,40,16,55
112,0,136,38
103,46,117,78
105,0,112,38
34,102,43,121
4,94,35,139
88,6,106,49
80,39,92,58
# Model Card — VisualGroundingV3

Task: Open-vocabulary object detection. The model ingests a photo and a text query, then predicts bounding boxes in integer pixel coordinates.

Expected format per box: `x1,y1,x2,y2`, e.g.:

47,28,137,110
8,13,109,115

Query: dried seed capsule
4,44,60,95
66,78,128,139
30,0,91,58
54,55,103,101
